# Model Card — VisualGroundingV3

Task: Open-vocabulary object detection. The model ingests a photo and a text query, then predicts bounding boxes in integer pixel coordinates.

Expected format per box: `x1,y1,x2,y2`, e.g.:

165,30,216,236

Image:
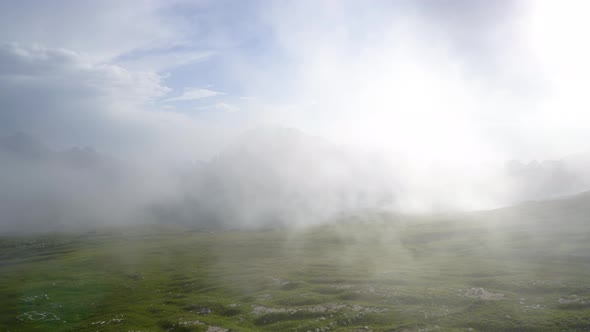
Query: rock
16,311,60,322
464,287,504,300
558,295,586,304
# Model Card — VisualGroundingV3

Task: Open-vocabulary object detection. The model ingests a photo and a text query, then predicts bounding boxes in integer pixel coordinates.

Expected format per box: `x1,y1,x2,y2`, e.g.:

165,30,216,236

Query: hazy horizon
3,0,590,230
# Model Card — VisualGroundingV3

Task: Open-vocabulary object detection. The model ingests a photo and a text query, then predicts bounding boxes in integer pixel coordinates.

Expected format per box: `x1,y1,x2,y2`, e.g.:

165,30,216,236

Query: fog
2,1,590,231
2,127,589,232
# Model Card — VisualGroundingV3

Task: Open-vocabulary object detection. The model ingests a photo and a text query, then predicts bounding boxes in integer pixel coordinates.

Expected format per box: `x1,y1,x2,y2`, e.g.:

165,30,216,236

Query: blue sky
1,0,590,165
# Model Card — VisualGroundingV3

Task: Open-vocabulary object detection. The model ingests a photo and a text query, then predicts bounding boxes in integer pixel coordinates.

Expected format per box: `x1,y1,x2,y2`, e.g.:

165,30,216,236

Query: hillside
1,193,589,331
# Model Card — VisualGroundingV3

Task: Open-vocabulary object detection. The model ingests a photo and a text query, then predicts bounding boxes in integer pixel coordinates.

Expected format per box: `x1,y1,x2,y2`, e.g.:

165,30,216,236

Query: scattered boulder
16,311,60,322
183,304,212,315
558,295,588,305
464,287,504,300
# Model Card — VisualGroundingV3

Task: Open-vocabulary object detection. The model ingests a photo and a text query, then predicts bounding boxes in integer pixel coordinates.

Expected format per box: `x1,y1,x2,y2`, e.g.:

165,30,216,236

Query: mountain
0,132,116,173
3,129,590,232
480,189,590,230
504,155,590,203
0,132,51,160
0,133,150,232
152,127,396,228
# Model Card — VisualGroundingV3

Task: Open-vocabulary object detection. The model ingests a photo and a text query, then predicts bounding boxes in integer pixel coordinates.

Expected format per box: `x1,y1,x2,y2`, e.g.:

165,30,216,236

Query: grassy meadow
1,207,590,331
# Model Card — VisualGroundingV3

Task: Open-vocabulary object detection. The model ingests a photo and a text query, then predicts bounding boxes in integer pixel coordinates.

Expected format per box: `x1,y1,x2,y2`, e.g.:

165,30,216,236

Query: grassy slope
1,198,590,331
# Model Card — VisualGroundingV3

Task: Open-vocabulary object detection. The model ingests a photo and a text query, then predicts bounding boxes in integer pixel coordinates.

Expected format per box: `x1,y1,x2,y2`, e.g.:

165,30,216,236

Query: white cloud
0,1,185,61
117,50,215,72
196,102,239,112
0,43,169,111
165,87,225,102
235,0,590,164
2,1,590,179
0,43,230,161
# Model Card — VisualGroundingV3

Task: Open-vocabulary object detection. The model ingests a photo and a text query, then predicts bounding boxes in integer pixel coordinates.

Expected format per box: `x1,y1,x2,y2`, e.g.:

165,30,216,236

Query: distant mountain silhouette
153,126,395,228
505,156,590,202
0,132,142,232
0,132,114,172
0,132,50,160
479,189,590,232
3,129,590,232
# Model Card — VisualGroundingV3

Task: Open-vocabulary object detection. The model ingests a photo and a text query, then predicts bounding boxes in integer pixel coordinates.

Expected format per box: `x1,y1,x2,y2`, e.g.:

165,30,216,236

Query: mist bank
2,127,590,232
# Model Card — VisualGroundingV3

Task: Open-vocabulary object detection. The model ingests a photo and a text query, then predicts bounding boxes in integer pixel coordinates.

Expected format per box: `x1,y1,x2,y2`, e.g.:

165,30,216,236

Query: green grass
1,211,590,331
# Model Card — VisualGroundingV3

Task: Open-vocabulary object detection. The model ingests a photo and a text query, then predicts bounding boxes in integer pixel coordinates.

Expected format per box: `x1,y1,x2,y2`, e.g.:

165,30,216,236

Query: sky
1,0,590,165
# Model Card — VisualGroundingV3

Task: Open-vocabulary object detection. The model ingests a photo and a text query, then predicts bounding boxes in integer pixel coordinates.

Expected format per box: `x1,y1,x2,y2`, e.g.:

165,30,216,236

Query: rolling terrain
1,193,590,331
